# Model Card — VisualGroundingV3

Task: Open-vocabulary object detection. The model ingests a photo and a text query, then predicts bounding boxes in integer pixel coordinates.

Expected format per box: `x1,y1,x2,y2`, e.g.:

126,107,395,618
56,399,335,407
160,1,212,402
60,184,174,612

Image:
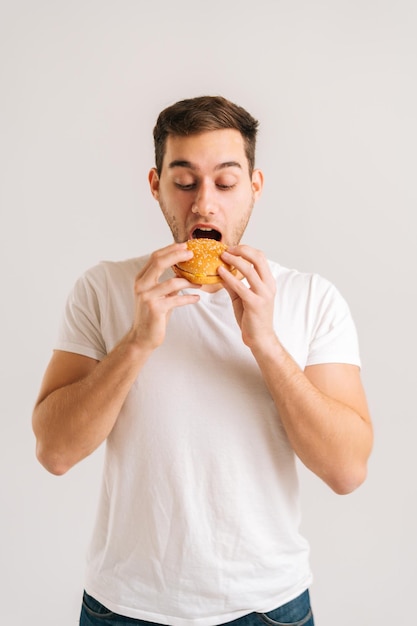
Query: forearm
33,337,152,475
251,337,373,494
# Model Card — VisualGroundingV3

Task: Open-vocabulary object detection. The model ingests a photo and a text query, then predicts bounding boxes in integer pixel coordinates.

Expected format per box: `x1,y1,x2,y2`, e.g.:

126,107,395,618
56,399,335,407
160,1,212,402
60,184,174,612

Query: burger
173,238,237,285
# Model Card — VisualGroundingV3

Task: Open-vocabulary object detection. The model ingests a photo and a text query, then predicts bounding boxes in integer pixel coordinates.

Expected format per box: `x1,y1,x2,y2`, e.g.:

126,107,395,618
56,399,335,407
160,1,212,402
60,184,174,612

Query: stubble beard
159,193,255,245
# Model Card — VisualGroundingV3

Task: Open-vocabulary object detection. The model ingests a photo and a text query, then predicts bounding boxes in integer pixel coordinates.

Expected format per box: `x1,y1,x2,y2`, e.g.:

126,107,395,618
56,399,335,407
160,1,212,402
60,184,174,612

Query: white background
1,1,416,624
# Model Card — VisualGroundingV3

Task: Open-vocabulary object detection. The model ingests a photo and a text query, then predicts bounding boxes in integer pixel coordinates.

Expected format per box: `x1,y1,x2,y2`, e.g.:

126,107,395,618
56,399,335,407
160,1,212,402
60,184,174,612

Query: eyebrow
168,160,242,171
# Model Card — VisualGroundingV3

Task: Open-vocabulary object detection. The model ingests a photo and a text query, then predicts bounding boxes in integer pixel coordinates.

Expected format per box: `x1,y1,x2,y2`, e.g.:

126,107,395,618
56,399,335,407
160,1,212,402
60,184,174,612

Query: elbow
325,433,373,495
32,411,73,476
327,463,368,496
35,441,72,476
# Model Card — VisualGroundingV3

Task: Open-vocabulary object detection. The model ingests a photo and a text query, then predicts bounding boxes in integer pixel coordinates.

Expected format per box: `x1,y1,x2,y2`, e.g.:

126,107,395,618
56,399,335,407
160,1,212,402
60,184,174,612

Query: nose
191,180,217,217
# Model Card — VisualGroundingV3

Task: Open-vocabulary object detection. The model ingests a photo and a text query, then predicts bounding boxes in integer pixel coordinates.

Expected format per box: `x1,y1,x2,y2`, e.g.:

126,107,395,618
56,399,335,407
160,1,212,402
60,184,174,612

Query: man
32,96,373,626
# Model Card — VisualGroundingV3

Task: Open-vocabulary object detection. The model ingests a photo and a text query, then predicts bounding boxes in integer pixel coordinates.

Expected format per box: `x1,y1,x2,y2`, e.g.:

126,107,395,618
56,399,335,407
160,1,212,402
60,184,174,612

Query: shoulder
83,255,149,282
267,260,336,299
268,259,353,327
75,255,150,293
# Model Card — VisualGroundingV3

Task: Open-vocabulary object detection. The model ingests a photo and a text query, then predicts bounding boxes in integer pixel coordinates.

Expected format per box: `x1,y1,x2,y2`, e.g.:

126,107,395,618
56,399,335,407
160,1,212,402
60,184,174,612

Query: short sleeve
306,281,361,367
55,266,108,361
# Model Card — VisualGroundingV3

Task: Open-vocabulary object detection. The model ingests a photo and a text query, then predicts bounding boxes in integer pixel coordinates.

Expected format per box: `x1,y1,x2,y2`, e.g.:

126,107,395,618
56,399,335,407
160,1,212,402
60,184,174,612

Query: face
148,129,263,246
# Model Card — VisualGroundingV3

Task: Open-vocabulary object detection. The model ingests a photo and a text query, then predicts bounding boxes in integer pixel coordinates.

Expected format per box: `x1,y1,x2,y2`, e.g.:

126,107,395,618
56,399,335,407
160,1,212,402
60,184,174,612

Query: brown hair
153,95,259,176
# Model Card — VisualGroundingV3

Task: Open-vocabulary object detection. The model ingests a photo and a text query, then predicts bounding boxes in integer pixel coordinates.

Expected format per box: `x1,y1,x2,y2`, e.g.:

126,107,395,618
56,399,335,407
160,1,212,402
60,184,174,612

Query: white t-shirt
56,256,361,626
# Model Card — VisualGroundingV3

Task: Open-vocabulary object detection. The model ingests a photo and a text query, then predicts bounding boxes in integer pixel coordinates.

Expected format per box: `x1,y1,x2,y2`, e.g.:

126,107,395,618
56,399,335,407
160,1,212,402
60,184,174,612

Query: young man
32,96,373,626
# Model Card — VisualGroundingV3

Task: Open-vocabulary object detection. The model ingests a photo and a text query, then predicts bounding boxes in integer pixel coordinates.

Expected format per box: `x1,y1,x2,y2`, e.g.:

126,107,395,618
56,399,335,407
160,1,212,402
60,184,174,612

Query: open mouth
192,228,221,241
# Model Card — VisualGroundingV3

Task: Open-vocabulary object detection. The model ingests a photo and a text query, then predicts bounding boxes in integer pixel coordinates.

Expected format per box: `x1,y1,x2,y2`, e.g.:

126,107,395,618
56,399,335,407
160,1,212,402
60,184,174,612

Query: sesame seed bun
173,238,236,284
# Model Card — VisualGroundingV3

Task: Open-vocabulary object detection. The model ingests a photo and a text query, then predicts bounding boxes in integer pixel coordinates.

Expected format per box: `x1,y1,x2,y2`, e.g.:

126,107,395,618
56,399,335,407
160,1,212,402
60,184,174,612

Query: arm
250,346,372,494
32,243,199,475
219,245,373,495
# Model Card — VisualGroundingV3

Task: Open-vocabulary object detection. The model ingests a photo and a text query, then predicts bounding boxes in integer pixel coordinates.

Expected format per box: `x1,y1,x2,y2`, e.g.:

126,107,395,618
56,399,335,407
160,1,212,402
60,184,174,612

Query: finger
136,276,198,300
218,273,242,304
135,243,193,288
218,264,259,302
220,251,264,294
223,245,275,289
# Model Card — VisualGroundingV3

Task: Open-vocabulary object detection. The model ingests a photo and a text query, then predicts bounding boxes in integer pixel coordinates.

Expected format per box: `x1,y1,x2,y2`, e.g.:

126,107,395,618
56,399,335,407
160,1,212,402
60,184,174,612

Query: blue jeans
79,589,314,626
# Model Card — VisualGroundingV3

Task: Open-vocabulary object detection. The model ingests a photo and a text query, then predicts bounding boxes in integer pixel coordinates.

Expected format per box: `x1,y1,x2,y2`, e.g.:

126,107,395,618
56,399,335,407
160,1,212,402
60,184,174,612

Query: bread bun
173,238,236,284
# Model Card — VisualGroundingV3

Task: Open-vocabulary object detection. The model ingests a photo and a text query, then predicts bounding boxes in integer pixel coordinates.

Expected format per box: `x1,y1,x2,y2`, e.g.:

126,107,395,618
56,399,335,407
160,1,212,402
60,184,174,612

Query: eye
174,181,196,191
216,175,237,190
216,183,236,190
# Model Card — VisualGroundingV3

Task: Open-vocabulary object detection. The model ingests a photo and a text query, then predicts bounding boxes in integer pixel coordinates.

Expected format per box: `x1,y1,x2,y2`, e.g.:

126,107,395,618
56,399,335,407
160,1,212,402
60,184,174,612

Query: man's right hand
127,242,200,351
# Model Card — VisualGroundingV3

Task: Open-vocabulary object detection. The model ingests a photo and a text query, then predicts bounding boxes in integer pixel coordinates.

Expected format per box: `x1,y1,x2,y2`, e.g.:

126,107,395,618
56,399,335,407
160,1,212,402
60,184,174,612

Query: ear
148,168,160,200
251,168,264,201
